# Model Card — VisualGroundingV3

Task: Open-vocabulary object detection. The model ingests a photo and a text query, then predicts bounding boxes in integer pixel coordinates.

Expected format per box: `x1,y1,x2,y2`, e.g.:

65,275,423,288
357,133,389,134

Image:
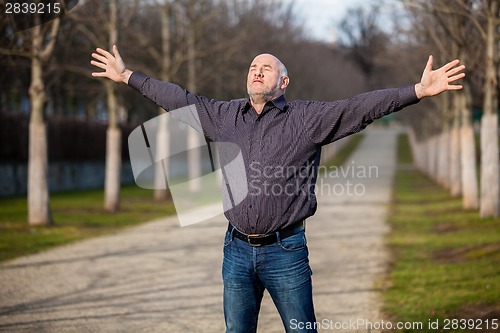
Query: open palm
417,55,465,98
90,45,126,83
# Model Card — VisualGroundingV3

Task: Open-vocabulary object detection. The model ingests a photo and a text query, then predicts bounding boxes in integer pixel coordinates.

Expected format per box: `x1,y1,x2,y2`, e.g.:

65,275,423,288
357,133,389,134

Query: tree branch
40,18,60,62
0,48,31,58
432,1,487,40
76,24,104,49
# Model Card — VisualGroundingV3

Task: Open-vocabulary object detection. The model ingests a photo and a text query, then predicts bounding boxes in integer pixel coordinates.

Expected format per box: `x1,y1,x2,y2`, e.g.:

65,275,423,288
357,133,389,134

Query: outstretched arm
414,55,465,99
91,45,133,84
304,56,464,145
90,45,226,141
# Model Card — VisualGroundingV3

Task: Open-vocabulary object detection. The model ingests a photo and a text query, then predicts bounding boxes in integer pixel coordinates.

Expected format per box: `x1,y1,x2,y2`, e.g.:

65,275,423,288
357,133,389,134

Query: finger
448,73,466,82
443,59,460,71
96,47,113,60
447,84,463,90
91,72,107,77
90,60,107,70
446,65,465,76
425,55,433,72
113,45,122,60
91,53,107,63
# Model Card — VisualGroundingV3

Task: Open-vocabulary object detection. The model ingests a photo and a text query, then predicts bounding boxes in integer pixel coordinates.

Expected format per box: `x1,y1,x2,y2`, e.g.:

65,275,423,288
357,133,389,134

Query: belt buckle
247,234,263,247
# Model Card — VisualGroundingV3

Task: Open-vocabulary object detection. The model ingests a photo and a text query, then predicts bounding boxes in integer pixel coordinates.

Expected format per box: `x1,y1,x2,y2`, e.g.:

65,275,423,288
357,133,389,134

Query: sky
283,0,381,43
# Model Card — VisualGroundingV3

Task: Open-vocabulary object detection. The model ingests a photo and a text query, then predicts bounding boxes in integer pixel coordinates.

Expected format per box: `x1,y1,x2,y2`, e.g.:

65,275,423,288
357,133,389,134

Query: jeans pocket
223,229,233,247
279,230,307,251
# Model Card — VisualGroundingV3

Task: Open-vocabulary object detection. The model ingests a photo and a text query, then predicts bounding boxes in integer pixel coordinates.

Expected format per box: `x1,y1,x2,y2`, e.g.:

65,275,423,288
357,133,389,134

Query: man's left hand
415,55,465,99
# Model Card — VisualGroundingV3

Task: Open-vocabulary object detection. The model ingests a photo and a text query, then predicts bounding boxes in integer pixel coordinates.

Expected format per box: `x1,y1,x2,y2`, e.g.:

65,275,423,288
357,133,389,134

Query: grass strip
383,134,500,332
0,185,175,262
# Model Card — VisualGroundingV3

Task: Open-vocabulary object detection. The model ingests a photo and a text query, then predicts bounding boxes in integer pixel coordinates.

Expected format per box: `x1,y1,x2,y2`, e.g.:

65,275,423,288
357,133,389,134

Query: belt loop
228,223,235,240
276,230,281,243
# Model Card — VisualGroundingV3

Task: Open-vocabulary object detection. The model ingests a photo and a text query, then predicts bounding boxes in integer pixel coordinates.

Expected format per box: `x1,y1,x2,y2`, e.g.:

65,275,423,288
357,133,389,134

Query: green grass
383,134,500,332
323,133,364,167
0,185,176,262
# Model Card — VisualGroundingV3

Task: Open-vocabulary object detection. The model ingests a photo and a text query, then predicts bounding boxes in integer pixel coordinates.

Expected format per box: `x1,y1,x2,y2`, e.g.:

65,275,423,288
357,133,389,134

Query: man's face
247,54,287,104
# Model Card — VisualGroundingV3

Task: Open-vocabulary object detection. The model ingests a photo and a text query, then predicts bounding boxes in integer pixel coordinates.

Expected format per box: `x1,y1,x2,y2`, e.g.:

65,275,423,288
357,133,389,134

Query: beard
247,80,281,104
248,88,274,104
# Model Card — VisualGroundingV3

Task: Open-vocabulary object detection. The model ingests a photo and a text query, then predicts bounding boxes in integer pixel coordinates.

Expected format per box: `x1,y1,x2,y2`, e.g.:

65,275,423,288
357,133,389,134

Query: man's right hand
91,45,133,84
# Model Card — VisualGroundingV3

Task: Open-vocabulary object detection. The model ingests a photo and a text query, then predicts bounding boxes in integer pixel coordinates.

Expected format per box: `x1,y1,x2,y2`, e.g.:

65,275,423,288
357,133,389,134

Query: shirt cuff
399,84,420,107
128,72,148,92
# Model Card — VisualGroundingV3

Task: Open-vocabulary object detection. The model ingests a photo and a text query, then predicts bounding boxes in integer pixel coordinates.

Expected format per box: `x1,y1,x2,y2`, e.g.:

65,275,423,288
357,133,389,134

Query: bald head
247,53,290,107
252,53,288,77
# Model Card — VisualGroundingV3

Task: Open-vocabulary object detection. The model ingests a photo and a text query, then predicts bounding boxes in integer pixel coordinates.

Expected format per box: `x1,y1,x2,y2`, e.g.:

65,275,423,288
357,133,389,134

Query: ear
281,76,289,90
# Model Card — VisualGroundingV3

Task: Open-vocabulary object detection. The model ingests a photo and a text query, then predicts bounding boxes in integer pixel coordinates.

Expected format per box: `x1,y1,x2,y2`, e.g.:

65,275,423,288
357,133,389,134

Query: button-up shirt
129,72,419,234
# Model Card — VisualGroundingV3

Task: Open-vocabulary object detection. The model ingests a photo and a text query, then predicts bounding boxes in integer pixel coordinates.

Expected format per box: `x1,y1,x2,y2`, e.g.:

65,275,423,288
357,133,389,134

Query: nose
254,69,263,78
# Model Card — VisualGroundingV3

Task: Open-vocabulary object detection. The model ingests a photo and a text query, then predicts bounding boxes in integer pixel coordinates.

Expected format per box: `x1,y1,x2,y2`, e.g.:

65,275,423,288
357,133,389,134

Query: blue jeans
222,227,317,333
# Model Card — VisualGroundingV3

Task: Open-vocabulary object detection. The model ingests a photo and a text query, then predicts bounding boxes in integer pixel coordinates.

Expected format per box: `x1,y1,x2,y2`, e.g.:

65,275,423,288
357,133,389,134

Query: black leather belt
228,221,305,247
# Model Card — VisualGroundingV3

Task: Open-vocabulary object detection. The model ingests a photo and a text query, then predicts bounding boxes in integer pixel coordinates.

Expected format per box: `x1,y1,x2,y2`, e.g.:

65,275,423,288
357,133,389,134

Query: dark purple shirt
129,72,419,234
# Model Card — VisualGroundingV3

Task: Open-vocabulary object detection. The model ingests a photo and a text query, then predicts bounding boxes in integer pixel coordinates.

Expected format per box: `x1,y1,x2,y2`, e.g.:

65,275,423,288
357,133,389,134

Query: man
91,46,464,333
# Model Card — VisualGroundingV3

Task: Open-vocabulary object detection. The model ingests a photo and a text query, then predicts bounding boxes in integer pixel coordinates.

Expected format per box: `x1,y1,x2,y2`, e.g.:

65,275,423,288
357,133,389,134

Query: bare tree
460,82,479,209
479,0,499,217
184,0,202,193
102,0,122,212
28,18,60,224
71,0,138,212
0,15,60,225
153,1,173,201
338,4,394,89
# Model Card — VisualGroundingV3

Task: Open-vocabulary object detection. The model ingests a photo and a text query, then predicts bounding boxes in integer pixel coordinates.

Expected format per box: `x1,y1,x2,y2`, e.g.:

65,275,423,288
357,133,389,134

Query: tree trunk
104,125,121,212
28,25,52,226
28,116,52,225
154,114,170,200
155,2,172,201
460,85,479,209
436,96,450,188
104,80,121,212
480,115,499,217
103,0,121,212
480,0,499,218
437,131,450,188
187,0,201,193
450,97,462,197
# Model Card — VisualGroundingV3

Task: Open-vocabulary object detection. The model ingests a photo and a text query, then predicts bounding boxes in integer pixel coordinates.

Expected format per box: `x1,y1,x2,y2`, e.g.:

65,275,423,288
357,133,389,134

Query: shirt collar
244,94,288,113
271,94,287,111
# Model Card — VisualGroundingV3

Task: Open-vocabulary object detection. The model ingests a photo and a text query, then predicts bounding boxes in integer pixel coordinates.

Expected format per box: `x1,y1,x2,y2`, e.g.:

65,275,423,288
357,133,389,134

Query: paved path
0,128,399,333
